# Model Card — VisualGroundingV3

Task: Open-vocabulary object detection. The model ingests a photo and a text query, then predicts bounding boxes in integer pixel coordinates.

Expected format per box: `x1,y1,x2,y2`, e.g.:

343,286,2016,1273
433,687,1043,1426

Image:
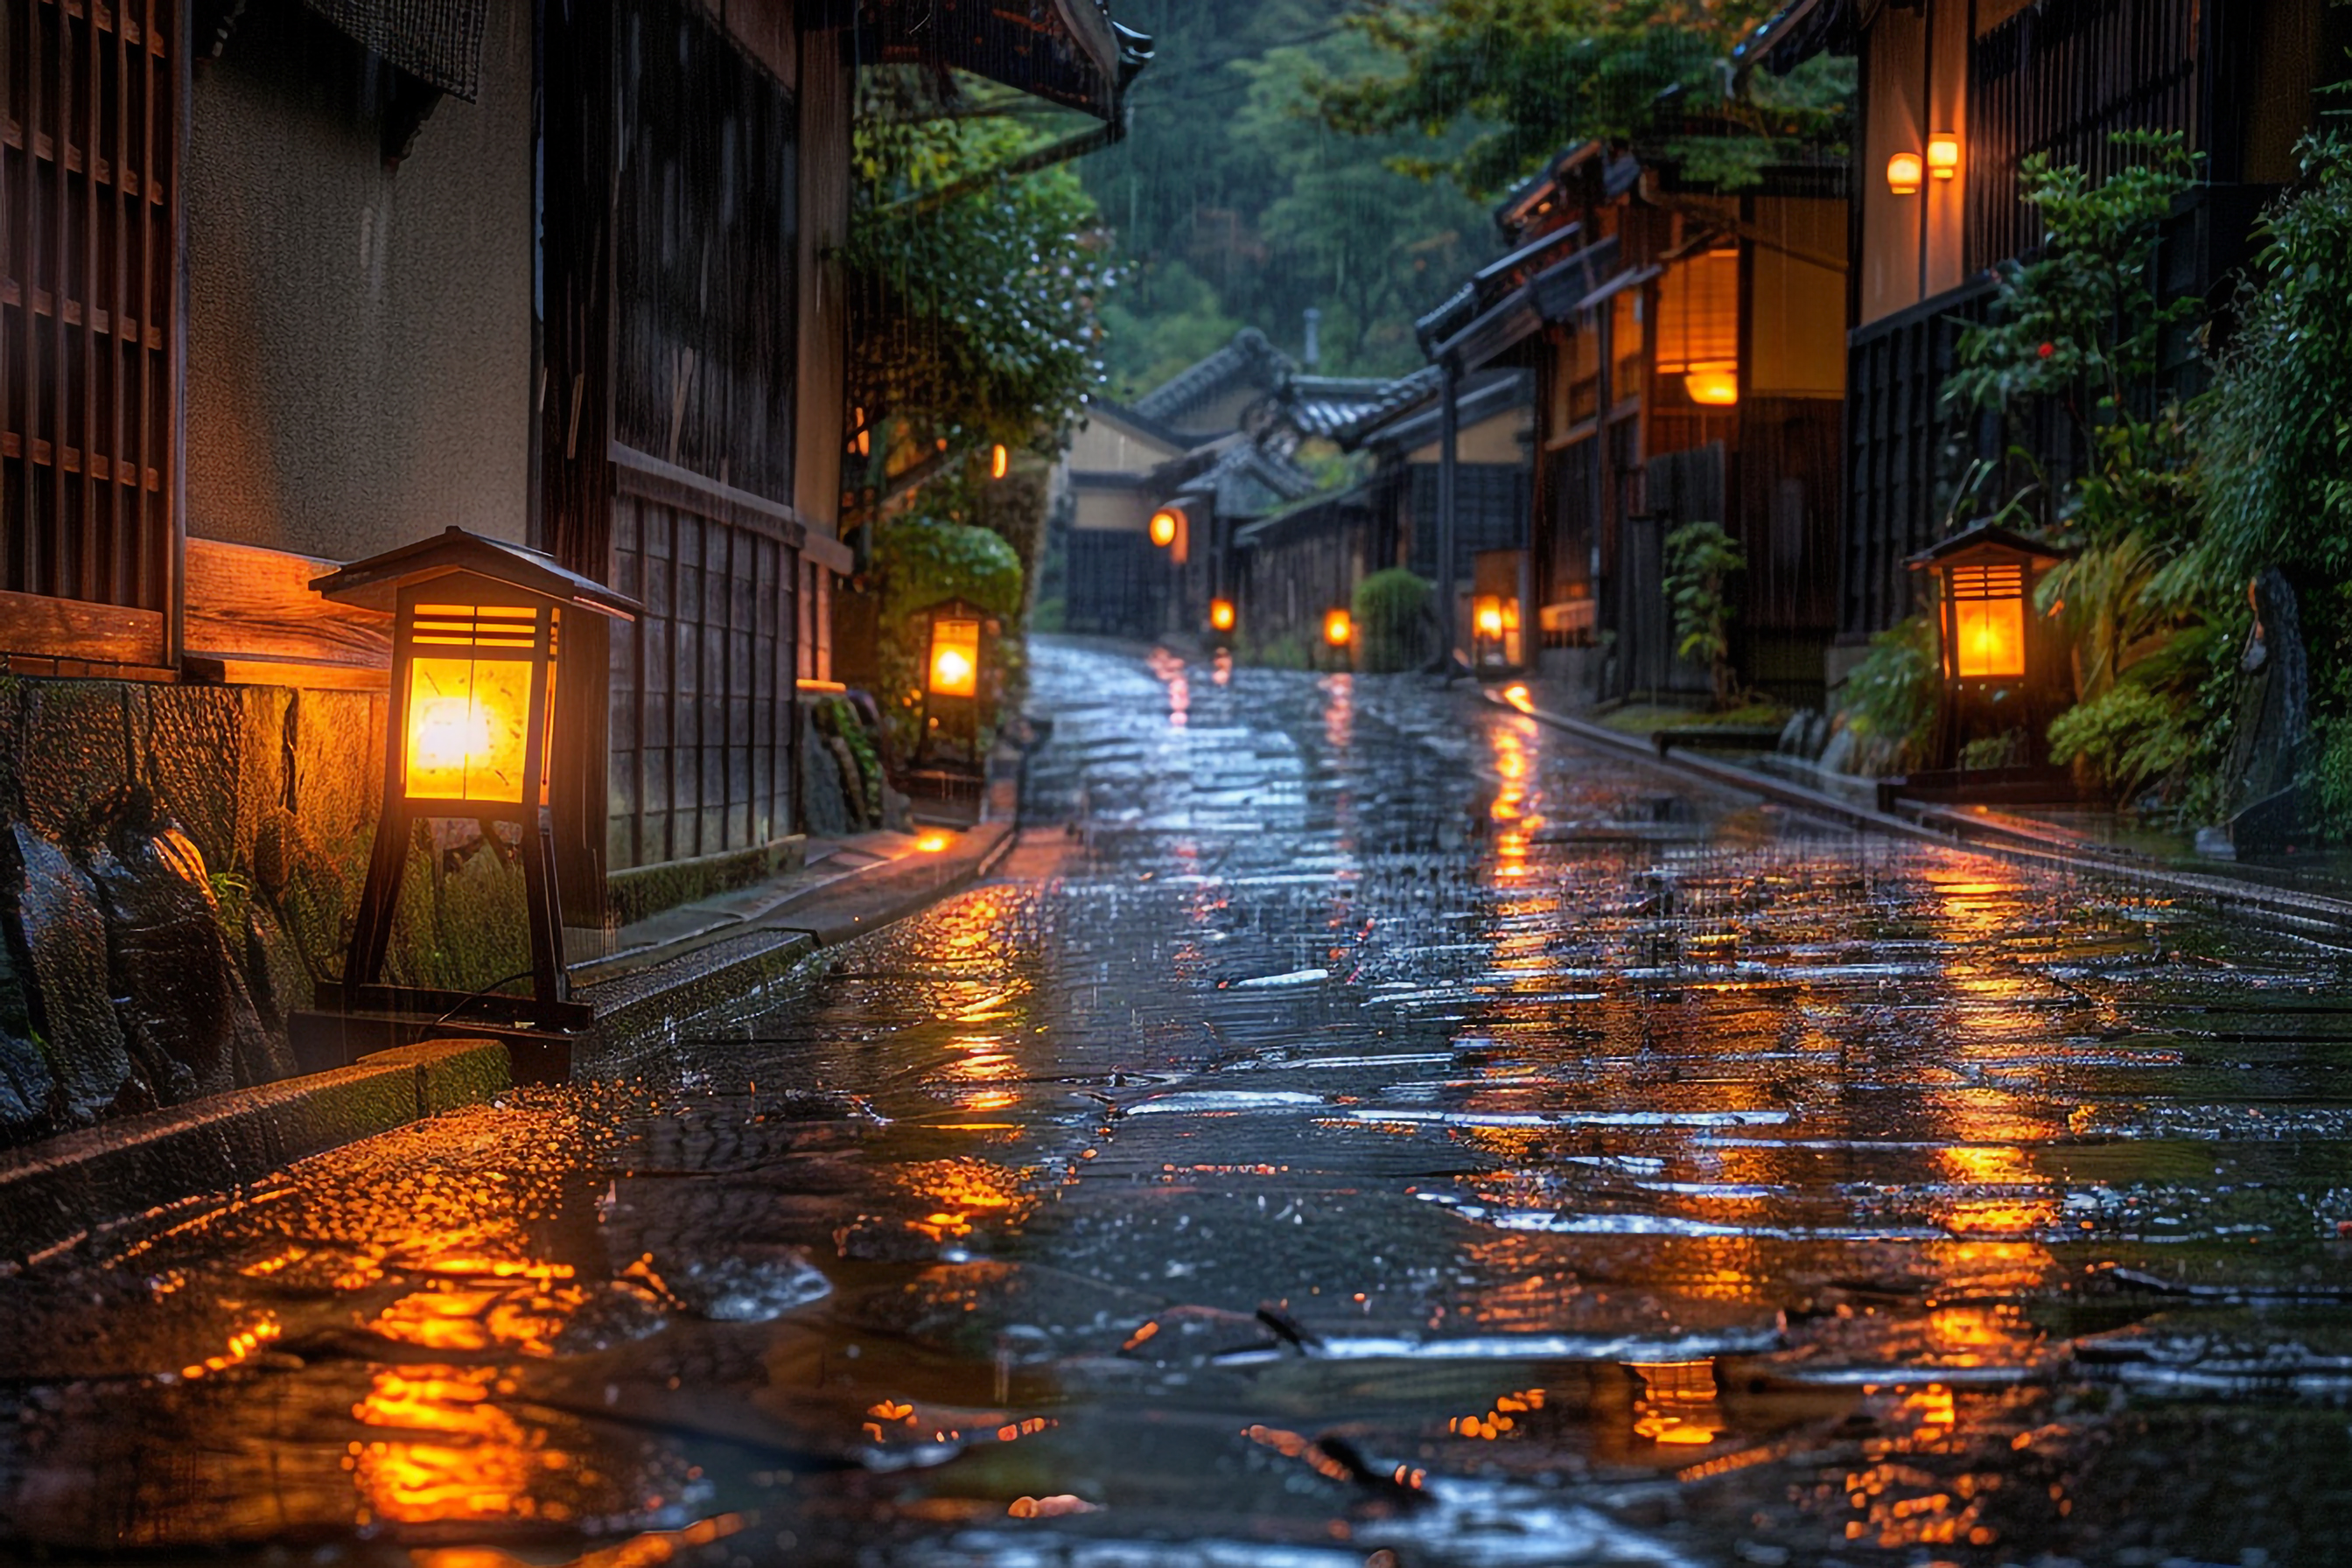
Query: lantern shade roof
311,527,641,620
1906,521,2071,571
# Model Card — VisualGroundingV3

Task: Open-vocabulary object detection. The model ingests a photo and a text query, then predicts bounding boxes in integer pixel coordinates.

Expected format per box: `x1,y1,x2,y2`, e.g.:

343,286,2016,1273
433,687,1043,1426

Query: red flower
2038,341,2055,359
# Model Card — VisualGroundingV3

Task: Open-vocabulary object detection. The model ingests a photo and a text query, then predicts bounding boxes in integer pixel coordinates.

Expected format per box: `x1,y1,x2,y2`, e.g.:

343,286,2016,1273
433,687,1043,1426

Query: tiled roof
1131,327,1297,430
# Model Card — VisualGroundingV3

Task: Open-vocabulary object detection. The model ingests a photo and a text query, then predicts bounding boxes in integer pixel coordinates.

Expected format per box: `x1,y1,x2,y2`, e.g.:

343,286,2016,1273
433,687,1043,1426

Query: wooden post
538,0,618,931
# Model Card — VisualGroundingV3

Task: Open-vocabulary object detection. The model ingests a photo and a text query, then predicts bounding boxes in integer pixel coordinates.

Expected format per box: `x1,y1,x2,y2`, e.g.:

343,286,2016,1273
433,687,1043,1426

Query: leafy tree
1664,520,1744,710
1083,0,1496,382
847,70,1116,483
1235,42,1494,370
1306,0,1852,200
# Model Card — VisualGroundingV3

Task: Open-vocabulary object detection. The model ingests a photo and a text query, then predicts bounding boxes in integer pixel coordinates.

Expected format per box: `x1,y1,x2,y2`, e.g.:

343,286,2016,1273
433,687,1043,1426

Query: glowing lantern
928,616,982,698
1908,522,2071,778
1886,151,1923,196
916,598,997,767
1682,365,1740,407
1209,598,1236,634
1149,508,1180,549
310,528,639,1028
990,444,1010,480
1471,591,1522,669
1927,134,1961,180
1323,608,1353,648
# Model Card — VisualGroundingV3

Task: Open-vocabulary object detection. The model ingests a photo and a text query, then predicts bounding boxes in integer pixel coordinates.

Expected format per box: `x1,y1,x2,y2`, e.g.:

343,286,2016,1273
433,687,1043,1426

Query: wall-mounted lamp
1927,134,1961,180
1149,508,1180,549
990,444,1009,480
1886,151,1924,196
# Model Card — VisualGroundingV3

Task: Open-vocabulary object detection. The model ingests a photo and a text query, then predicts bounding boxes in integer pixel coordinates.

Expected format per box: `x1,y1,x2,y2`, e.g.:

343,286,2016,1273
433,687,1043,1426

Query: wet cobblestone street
5,638,2352,1564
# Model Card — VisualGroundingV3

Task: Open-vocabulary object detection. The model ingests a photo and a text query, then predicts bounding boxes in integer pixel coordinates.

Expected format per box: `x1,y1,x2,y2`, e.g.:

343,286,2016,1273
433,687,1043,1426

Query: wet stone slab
4,640,2352,1564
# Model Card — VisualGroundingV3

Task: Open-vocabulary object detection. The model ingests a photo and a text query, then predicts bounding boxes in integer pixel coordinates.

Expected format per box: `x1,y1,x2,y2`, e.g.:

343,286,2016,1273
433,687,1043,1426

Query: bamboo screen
1,0,178,629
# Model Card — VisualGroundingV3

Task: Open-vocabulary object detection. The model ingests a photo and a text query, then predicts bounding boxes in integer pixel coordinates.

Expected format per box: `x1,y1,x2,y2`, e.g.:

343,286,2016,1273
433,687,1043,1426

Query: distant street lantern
1323,607,1353,649
991,444,1010,480
1908,522,2069,776
1927,134,1962,180
1472,592,1522,669
1209,598,1236,634
1886,150,1924,195
920,598,995,767
1149,507,1180,550
311,527,639,1029
928,610,983,699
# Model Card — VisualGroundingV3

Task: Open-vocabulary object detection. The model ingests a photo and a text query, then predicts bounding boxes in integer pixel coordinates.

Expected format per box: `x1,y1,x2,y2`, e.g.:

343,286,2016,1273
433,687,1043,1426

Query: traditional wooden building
1418,139,1849,703
0,0,1138,942
1743,0,2352,655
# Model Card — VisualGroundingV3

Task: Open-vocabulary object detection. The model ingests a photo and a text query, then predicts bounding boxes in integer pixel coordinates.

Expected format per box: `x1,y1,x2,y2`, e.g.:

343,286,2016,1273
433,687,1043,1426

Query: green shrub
2193,130,2352,828
1352,568,1432,673
1838,613,1939,775
1664,521,1745,709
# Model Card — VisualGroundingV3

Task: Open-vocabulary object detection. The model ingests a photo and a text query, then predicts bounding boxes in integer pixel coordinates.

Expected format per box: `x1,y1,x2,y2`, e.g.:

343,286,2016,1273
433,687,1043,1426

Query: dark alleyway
3,639,2350,1564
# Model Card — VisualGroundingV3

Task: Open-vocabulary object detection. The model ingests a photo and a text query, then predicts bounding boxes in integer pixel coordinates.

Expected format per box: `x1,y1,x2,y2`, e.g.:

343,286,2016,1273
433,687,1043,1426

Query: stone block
19,682,132,842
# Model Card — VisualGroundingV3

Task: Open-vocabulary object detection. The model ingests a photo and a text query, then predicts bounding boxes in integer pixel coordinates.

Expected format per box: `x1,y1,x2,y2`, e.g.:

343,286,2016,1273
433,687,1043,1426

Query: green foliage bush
2194,130,2352,825
848,69,1113,471
1353,569,1433,674
1941,131,2231,812
1663,521,1745,709
1838,613,1939,775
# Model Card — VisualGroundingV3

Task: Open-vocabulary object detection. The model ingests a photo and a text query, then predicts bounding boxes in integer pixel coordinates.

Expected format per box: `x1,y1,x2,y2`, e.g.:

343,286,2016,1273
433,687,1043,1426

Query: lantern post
1905,522,2071,788
302,528,640,1056
918,597,995,770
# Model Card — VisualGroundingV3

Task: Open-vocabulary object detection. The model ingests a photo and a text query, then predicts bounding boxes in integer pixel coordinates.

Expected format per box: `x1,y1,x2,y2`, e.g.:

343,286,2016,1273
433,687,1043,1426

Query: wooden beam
181,536,392,675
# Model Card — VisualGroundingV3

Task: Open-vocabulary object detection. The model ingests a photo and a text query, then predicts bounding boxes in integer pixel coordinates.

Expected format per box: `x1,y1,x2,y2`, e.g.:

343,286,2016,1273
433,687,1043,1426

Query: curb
0,1038,509,1266
579,820,1018,1055
1492,691,2352,936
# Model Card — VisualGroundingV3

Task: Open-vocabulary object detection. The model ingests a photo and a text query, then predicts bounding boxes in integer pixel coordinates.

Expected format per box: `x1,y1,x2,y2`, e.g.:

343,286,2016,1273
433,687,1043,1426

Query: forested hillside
1083,0,1498,390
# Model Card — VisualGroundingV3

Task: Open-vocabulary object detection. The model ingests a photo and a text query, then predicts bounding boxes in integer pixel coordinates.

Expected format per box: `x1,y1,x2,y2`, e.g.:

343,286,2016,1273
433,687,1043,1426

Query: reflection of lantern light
1928,134,1961,179
1209,598,1236,633
1683,365,1740,406
929,619,982,697
1886,150,1923,195
916,832,951,852
991,444,1009,480
1323,608,1353,647
1149,509,1180,549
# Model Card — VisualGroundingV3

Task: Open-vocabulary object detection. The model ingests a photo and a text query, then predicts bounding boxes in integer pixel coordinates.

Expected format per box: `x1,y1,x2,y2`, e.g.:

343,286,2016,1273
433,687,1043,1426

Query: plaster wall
1408,407,1533,466
1858,0,1969,326
182,0,534,563
1067,416,1182,475
1073,486,1153,535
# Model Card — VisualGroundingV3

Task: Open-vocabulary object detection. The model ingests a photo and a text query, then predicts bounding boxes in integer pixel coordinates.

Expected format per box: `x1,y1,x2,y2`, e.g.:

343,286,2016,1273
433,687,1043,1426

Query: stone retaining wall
0,678,536,1145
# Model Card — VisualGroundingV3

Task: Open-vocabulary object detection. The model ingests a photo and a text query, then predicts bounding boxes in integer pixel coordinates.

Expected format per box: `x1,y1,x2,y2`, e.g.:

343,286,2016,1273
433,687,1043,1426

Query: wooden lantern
311,528,639,1029
1909,522,2069,774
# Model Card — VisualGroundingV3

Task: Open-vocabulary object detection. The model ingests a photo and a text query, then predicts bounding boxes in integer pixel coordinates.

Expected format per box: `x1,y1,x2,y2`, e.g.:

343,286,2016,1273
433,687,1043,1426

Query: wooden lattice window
1,0,178,662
